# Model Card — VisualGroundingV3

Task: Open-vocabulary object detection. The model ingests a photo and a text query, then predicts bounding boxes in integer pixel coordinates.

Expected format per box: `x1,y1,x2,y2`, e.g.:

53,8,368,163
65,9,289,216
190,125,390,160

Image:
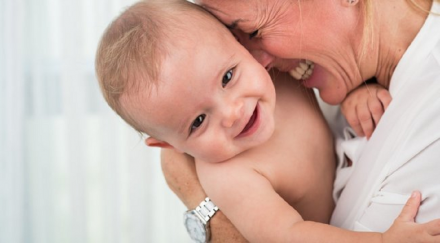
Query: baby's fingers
377,88,392,110
368,96,385,131
356,103,374,138
346,117,364,137
397,191,421,223
342,106,364,137
385,192,440,243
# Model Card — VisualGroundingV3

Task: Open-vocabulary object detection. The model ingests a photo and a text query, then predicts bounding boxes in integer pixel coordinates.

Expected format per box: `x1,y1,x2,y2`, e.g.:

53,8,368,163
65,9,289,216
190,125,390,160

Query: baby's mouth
238,105,258,136
288,60,314,80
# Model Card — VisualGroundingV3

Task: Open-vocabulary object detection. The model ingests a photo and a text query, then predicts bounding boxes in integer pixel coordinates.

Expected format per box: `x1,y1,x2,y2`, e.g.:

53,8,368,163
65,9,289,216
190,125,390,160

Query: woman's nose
221,100,244,128
233,30,274,68
249,49,274,69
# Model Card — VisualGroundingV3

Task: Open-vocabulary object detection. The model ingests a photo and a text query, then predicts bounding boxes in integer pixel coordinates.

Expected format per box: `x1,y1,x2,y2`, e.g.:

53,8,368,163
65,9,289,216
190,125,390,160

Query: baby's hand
383,191,440,243
341,83,391,139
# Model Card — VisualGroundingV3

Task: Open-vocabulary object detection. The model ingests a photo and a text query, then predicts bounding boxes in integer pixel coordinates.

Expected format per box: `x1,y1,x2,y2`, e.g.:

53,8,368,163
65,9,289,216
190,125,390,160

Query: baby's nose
221,100,244,128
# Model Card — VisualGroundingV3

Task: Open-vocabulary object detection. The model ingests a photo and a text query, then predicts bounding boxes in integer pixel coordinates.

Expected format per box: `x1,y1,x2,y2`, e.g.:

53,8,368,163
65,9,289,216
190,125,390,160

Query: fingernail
411,191,418,198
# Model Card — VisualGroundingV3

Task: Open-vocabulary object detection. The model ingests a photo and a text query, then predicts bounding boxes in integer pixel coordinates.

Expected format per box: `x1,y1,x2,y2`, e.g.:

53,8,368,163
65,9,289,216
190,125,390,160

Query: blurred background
1,0,191,242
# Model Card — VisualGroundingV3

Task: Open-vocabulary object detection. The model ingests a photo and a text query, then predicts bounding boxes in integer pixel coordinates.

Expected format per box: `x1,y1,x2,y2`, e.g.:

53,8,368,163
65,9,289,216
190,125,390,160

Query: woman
162,0,440,240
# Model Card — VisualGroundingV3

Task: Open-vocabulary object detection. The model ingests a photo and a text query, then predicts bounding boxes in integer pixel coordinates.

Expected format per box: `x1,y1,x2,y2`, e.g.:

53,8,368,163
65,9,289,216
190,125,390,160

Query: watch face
184,212,207,243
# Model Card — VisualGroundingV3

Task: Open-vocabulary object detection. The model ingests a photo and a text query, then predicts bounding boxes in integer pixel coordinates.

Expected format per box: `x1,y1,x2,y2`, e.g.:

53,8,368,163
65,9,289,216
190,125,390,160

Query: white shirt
330,1,440,231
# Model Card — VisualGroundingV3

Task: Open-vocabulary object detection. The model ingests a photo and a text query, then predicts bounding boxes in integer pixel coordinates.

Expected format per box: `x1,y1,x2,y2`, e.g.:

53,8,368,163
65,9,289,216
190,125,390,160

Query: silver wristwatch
183,197,219,243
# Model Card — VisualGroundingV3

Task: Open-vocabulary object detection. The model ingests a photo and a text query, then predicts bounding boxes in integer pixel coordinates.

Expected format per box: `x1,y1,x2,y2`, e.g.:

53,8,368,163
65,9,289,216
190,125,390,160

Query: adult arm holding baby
160,149,248,243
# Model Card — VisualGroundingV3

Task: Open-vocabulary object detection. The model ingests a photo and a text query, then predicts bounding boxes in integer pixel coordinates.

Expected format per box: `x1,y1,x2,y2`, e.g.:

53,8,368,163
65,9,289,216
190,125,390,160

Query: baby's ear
145,137,175,149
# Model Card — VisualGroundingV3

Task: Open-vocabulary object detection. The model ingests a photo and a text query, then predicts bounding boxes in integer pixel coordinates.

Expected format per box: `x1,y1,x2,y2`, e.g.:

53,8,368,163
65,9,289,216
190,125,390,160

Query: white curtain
1,0,191,242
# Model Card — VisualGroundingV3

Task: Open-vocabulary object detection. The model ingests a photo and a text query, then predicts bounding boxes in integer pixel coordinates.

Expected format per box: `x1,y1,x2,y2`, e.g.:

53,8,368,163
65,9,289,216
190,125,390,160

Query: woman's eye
222,69,233,88
190,114,206,133
249,30,259,39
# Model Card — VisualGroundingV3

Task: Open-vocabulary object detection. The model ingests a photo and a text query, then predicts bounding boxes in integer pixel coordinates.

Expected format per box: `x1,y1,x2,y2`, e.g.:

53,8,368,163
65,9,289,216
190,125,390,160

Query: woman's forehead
198,0,257,16
197,0,287,27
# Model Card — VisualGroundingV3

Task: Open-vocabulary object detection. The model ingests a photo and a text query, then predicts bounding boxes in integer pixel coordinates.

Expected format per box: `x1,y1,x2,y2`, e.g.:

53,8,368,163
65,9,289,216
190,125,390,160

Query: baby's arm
341,83,392,139
196,158,440,243
160,149,247,242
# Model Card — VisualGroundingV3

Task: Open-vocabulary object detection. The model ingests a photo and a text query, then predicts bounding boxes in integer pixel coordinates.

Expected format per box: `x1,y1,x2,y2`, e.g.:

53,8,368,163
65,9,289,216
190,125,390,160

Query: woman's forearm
160,149,247,242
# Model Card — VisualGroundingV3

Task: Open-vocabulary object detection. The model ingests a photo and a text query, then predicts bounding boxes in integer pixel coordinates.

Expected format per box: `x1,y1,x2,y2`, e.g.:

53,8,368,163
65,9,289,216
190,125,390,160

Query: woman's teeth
289,60,314,80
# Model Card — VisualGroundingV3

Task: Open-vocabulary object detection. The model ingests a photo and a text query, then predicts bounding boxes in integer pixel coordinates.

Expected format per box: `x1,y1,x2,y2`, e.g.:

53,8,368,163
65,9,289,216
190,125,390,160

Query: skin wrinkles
374,31,396,88
325,48,359,92
199,0,364,105
198,0,431,106
372,1,429,89
256,1,291,39
256,2,301,59
207,1,294,51
373,3,415,88
303,8,363,102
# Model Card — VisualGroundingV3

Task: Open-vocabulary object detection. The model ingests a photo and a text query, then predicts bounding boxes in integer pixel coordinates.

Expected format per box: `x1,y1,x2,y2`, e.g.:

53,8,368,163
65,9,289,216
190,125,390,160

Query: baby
95,0,438,242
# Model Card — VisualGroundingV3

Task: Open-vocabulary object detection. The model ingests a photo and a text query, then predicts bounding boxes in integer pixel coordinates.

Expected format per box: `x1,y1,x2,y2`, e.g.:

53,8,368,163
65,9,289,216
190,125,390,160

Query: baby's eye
222,69,233,88
190,114,206,133
249,30,259,39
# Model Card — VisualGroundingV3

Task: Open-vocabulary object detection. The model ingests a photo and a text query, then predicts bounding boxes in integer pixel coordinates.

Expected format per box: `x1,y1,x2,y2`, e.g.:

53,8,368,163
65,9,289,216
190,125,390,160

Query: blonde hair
95,0,214,133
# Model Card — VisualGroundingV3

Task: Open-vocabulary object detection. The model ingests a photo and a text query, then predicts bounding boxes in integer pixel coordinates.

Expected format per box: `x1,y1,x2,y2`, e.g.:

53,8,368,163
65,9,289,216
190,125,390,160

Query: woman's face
195,0,364,105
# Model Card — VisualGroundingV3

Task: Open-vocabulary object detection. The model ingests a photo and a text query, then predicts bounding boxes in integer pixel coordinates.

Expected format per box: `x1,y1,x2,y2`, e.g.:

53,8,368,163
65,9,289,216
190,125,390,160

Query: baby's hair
95,0,216,134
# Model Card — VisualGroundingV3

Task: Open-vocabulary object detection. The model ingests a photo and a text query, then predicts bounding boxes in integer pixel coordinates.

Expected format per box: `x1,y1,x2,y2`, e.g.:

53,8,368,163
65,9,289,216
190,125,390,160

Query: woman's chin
318,89,346,105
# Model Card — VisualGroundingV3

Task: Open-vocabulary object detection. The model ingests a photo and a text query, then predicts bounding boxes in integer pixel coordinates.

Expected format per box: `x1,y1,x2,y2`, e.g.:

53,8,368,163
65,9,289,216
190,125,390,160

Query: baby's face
123,22,276,163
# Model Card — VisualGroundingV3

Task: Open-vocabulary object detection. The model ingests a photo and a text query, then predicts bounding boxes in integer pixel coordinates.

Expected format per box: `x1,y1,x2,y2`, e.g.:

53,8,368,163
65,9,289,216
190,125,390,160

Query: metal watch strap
195,197,219,224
